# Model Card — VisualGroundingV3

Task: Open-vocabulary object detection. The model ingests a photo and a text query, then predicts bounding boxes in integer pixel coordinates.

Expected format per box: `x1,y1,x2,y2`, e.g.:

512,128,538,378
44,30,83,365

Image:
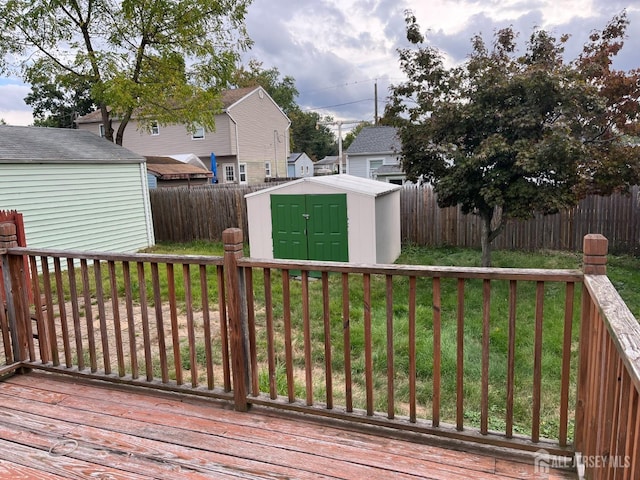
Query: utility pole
317,119,365,175
374,81,378,125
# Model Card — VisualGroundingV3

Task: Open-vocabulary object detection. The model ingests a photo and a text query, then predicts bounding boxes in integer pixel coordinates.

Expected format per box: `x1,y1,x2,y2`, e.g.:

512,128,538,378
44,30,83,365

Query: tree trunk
480,213,493,267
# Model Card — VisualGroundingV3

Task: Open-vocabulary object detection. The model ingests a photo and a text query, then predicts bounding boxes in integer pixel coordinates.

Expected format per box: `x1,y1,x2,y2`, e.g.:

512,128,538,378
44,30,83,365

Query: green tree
0,0,252,145
233,59,298,114
387,12,640,266
24,67,95,128
289,109,337,161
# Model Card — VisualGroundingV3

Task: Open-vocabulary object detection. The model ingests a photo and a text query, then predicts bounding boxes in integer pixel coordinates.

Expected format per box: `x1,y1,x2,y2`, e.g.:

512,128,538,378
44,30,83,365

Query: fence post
1,222,30,365
223,228,250,412
574,234,608,453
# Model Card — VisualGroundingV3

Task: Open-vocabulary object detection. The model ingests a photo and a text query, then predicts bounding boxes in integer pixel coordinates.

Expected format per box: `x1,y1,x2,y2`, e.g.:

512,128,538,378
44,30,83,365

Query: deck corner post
223,228,251,412
575,233,609,453
1,223,30,364
582,234,608,275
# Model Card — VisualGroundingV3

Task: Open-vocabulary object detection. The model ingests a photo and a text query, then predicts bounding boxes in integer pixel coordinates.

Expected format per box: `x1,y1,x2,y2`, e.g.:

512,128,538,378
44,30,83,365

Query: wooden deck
0,372,576,480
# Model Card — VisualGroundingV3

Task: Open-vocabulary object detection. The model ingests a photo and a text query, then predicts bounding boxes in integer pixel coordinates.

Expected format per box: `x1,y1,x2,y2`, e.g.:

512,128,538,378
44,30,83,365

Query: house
313,155,340,175
245,174,401,264
75,86,291,185
345,126,405,184
145,156,213,188
286,152,314,178
0,125,155,252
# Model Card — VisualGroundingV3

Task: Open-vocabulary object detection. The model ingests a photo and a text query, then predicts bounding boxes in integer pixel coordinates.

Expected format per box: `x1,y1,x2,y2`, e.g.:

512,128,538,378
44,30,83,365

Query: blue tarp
210,152,218,183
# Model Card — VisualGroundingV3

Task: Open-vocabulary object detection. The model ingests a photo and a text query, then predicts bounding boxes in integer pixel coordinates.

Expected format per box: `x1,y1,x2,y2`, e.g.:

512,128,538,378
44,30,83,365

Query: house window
99,124,105,138
224,164,235,183
265,162,272,178
192,125,205,140
239,163,247,184
368,159,383,179
151,121,159,136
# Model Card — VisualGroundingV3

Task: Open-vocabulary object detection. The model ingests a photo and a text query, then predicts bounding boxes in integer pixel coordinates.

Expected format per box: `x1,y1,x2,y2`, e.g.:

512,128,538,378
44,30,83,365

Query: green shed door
271,195,308,260
307,194,348,262
271,193,348,262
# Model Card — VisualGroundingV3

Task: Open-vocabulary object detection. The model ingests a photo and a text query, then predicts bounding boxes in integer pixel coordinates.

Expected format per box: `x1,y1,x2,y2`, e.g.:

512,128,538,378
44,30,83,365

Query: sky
1,0,638,130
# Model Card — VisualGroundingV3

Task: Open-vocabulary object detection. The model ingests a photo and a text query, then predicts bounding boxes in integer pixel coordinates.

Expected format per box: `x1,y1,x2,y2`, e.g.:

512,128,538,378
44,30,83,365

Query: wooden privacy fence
150,183,640,254
2,231,640,476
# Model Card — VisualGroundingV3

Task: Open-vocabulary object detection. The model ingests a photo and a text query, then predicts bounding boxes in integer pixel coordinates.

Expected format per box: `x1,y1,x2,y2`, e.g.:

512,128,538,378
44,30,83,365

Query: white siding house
0,126,154,252
345,126,405,184
287,152,314,178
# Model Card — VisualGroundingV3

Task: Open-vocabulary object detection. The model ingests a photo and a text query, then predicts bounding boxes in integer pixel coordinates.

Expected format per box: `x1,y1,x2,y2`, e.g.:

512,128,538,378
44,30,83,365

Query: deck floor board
0,373,576,479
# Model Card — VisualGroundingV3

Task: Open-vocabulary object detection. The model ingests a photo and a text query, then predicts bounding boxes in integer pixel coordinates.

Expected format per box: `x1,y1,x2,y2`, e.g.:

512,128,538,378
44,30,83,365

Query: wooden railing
1,229,638,472
574,235,640,479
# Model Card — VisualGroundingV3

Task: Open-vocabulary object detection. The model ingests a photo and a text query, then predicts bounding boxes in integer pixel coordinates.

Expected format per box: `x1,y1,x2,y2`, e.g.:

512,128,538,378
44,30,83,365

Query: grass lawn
144,240,639,439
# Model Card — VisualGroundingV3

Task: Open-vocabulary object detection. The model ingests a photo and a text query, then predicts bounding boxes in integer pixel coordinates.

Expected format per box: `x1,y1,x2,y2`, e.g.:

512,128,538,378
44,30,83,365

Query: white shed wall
0,163,154,252
374,192,401,264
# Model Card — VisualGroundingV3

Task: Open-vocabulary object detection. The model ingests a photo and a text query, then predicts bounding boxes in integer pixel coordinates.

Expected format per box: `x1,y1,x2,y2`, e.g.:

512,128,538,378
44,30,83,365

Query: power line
303,98,373,112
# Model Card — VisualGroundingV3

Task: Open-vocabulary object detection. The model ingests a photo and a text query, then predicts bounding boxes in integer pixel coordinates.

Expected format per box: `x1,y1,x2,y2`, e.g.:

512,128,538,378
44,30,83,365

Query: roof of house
346,126,401,155
287,152,311,164
75,87,265,124
0,125,145,163
315,155,339,166
145,156,212,180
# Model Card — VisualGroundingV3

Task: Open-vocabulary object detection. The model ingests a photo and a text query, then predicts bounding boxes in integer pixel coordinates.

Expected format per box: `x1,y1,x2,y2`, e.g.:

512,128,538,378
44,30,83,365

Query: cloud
0,82,33,126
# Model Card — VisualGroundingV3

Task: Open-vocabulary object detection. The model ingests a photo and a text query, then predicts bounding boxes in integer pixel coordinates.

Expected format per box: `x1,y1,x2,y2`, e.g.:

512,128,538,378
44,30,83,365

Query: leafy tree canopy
0,0,253,144
232,59,298,114
289,109,338,161
386,11,640,266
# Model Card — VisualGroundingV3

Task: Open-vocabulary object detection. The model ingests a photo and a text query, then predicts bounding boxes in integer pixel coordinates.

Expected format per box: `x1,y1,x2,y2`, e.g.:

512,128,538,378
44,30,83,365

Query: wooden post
1,223,30,364
582,233,608,275
223,228,250,412
575,234,609,453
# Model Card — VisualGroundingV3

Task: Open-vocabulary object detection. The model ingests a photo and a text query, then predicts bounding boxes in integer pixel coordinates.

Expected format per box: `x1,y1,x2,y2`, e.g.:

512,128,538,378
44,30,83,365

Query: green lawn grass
143,240,639,439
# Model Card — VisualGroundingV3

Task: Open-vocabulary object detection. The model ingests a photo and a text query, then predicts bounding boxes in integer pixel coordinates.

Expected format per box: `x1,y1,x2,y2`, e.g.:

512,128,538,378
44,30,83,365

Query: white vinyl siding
0,163,154,252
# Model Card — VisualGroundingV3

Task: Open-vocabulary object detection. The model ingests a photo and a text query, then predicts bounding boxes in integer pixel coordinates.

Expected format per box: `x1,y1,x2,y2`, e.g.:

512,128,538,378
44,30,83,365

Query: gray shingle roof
346,126,401,155
0,125,144,163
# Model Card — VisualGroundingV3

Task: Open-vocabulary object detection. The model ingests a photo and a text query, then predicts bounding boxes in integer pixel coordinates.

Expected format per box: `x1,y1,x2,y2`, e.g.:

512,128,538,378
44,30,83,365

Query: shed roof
145,156,212,179
0,125,144,164
346,126,401,155
245,174,401,199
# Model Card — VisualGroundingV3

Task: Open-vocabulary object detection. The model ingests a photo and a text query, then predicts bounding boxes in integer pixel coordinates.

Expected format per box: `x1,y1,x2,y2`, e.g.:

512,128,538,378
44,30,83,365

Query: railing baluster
456,278,465,431
182,263,197,387
137,262,153,381
53,257,73,368
244,267,258,396
108,261,125,377
481,279,490,435
506,280,517,438
342,272,352,413
80,259,97,372
151,262,168,383
29,256,47,363
200,264,214,390
264,268,276,399
302,270,313,406
122,261,138,379
93,260,111,375
67,259,83,371
364,273,373,416
322,271,332,410
166,263,181,385
386,274,394,419
40,256,59,366
432,277,441,427
531,281,544,442
217,265,231,391
282,269,294,402
409,276,416,423
559,281,574,446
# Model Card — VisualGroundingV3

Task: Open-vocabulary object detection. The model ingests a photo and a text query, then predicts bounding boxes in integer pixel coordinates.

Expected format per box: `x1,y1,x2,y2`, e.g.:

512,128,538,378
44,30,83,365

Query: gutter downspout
227,110,241,184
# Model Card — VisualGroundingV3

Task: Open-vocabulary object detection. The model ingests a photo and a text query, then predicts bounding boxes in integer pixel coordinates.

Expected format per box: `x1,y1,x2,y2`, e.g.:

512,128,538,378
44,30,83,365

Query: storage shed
245,174,401,265
0,125,155,252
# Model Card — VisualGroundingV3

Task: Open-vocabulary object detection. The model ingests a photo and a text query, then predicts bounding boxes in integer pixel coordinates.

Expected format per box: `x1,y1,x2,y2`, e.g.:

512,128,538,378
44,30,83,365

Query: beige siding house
75,86,291,185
